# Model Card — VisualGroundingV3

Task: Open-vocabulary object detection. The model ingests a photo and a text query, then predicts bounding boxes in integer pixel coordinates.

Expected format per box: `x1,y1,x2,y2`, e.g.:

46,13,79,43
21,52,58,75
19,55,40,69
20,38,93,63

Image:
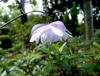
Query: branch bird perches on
0,11,48,28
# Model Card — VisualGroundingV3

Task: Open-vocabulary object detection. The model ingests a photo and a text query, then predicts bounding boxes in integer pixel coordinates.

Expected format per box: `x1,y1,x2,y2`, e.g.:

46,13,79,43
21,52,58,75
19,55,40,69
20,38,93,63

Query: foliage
43,0,100,30
63,3,78,36
0,8,9,25
93,7,100,29
0,35,12,49
0,27,10,35
0,0,100,76
63,3,85,36
43,0,100,19
0,28,100,75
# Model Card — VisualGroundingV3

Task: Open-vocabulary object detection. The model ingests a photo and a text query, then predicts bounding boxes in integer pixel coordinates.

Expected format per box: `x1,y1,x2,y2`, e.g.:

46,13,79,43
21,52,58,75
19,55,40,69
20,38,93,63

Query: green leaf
62,61,71,71
31,0,37,6
0,68,3,74
43,64,53,75
9,71,24,76
33,0,37,6
53,44,60,53
77,63,95,72
1,70,7,76
30,54,44,62
59,42,66,53
41,46,48,53
93,41,100,49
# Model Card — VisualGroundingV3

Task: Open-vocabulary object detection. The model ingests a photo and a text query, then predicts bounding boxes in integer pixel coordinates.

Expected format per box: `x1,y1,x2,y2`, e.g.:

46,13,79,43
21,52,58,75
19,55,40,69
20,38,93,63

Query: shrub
0,35,12,49
0,27,10,35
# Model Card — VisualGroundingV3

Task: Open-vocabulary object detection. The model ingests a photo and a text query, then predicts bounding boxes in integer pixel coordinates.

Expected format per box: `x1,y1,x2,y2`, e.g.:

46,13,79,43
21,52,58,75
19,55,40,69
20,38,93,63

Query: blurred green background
0,0,100,76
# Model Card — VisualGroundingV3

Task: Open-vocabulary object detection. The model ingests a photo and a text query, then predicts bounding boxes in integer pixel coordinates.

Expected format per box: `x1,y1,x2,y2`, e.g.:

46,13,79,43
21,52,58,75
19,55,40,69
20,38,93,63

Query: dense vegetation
0,0,100,76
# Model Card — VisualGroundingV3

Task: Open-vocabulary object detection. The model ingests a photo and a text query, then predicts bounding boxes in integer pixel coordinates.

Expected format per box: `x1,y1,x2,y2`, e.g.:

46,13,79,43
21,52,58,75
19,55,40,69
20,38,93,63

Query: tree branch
0,11,48,28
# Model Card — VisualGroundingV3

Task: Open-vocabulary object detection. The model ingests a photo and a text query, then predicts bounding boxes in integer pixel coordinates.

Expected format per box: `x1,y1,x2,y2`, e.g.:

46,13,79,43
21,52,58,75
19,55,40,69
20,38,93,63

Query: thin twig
0,11,48,28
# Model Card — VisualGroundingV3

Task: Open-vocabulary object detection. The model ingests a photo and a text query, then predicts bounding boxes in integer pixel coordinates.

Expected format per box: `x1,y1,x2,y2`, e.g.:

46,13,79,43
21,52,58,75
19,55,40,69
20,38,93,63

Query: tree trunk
16,0,27,24
83,0,94,40
20,0,27,24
